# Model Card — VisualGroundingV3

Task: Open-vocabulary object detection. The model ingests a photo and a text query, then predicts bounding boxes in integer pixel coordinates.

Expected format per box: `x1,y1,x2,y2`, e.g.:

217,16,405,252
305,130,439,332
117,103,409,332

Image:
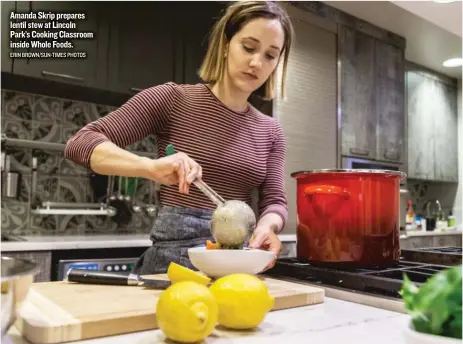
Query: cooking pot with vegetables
291,169,406,267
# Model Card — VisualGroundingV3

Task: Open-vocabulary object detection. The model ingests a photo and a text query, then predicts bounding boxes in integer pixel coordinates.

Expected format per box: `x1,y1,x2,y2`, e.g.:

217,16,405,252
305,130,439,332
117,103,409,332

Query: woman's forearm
257,213,284,234
89,141,152,179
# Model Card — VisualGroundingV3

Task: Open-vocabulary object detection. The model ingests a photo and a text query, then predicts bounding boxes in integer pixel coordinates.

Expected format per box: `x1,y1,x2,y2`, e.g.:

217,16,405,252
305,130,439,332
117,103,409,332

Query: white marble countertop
6,296,410,344
0,234,297,252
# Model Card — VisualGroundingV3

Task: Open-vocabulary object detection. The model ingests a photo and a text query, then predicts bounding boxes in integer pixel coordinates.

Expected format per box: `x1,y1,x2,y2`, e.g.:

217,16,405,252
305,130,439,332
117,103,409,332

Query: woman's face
225,18,285,95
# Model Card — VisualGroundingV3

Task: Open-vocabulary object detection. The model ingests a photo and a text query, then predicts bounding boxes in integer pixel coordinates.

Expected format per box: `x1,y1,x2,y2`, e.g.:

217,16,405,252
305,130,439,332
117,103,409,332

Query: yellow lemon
156,281,218,343
167,262,211,286
1,282,10,294
209,274,274,330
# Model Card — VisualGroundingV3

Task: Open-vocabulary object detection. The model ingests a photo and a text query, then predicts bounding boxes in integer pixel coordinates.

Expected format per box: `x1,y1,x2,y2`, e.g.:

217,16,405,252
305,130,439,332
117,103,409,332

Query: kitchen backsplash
406,179,459,220
1,88,158,236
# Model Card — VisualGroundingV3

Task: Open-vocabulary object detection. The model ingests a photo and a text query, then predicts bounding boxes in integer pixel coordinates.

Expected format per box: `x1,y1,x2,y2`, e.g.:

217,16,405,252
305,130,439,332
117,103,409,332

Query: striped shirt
64,82,288,227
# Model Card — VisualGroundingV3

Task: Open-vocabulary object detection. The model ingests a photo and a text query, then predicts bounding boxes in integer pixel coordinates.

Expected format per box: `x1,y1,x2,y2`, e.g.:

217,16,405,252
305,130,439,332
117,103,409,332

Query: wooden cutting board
15,274,324,344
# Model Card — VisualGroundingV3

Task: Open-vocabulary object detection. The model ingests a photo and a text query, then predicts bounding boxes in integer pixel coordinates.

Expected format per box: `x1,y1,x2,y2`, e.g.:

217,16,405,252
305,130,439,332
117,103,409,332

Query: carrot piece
206,240,217,250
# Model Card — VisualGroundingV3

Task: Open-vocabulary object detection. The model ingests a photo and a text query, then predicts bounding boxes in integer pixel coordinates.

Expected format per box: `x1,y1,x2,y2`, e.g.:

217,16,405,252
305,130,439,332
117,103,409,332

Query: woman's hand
248,224,282,271
143,152,202,194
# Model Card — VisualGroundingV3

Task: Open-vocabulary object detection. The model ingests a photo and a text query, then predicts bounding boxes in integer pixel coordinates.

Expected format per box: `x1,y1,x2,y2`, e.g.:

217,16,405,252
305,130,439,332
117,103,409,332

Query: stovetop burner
268,245,462,299
267,258,451,299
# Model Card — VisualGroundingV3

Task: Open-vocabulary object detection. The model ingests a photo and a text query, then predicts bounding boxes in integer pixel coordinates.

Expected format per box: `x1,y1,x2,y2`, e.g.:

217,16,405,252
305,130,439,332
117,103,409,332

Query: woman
64,1,294,274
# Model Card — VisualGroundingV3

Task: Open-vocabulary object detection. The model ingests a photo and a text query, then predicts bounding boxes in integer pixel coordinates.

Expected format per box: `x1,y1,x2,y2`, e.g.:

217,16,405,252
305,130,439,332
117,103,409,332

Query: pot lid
291,169,407,180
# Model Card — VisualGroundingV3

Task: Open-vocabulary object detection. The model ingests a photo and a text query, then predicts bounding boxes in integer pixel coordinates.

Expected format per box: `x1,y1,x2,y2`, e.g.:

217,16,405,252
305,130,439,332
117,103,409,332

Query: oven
51,246,150,281
341,156,408,193
57,257,140,280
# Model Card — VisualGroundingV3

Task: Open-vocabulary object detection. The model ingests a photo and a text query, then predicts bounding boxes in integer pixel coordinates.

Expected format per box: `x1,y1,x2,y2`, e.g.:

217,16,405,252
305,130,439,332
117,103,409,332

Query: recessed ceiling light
443,58,463,67
433,0,457,3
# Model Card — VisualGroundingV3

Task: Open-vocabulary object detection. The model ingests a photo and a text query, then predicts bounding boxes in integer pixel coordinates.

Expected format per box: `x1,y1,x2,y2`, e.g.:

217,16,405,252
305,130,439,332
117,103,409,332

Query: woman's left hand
248,225,282,271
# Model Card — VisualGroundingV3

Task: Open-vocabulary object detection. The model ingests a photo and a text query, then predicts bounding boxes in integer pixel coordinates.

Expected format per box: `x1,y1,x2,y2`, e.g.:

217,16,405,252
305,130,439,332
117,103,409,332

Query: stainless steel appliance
57,257,139,281
341,156,408,193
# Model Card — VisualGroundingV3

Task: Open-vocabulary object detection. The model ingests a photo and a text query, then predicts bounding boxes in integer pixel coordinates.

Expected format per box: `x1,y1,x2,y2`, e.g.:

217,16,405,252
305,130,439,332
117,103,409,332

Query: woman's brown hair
198,1,294,100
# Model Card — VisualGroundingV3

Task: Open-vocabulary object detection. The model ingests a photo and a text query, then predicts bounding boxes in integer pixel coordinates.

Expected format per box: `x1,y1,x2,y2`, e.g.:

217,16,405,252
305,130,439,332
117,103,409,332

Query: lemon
167,262,211,286
1,282,9,294
156,281,218,343
209,274,274,330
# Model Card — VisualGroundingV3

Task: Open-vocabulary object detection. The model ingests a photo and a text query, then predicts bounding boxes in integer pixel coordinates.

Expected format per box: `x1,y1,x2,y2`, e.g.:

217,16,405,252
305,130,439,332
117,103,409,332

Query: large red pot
291,169,406,267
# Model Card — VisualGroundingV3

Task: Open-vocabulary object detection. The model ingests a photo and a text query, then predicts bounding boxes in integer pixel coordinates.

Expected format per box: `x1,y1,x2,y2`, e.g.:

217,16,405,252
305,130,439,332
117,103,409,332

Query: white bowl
404,318,461,344
187,247,275,278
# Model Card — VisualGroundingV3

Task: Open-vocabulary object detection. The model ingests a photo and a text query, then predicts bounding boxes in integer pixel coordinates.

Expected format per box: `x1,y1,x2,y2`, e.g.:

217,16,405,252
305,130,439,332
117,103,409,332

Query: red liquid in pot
294,172,401,266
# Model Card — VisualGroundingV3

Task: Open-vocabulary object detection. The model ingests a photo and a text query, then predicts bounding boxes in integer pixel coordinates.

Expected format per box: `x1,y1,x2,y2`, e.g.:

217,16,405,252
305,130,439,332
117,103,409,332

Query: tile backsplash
406,179,459,220
1,89,158,236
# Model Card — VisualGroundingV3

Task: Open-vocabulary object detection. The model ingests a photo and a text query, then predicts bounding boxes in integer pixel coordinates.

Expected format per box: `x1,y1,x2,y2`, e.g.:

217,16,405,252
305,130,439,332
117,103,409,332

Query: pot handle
304,185,350,199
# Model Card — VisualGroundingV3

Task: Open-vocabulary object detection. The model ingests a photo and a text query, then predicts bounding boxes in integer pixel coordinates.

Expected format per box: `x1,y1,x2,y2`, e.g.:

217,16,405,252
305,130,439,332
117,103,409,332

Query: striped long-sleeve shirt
64,82,288,227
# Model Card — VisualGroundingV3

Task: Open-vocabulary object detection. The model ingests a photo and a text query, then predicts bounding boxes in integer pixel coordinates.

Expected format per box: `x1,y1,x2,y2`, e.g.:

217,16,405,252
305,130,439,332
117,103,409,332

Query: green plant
400,265,462,339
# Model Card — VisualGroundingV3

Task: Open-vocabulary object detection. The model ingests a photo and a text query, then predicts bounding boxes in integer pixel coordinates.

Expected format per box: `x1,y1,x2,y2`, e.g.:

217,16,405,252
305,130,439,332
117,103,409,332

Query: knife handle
66,269,135,285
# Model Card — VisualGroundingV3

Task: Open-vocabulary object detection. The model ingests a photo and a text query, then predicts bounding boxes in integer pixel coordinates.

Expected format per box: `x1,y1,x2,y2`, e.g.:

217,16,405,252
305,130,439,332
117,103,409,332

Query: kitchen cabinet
339,26,377,160
407,67,459,182
1,1,15,73
12,1,107,89
106,2,179,94
180,2,225,85
375,41,405,163
1,250,52,282
339,26,405,164
433,82,458,182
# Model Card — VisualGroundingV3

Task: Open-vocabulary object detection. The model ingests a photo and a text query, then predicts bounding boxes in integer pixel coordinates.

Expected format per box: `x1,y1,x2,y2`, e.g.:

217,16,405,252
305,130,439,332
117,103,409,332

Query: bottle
405,200,415,230
447,210,456,228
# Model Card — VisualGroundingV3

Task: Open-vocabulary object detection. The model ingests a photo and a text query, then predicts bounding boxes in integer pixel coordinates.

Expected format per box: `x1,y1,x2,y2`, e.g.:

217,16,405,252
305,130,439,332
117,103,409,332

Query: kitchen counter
6,296,410,344
401,227,462,238
1,234,297,252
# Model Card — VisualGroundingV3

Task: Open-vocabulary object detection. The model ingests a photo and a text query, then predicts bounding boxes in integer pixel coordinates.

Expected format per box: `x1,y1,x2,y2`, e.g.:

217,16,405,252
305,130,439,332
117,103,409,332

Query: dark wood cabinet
179,2,225,85
339,26,377,160
106,2,179,94
5,1,277,118
1,1,16,73
407,65,458,182
375,41,405,163
12,1,107,88
339,26,405,164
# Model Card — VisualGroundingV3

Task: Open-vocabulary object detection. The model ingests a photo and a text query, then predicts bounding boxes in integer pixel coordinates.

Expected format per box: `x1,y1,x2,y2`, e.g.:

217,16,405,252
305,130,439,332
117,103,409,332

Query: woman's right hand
143,152,202,194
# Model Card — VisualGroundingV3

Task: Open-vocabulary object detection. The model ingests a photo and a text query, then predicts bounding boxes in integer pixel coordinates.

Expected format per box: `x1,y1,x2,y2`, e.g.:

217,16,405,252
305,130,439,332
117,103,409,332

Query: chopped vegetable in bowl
400,264,462,340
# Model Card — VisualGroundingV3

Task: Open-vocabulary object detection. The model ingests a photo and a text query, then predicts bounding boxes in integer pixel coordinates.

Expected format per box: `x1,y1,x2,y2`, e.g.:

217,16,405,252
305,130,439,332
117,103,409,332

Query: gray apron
132,206,215,275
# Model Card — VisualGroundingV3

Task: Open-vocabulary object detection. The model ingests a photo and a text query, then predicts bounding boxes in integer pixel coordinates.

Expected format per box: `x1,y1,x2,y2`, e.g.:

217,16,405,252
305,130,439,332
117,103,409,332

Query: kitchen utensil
1,142,5,196
90,172,109,203
66,269,171,289
1,256,40,339
131,177,142,213
188,246,275,278
144,179,157,217
165,144,256,247
123,176,131,202
15,274,324,344
3,155,20,199
109,175,132,225
291,169,406,266
30,156,39,208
